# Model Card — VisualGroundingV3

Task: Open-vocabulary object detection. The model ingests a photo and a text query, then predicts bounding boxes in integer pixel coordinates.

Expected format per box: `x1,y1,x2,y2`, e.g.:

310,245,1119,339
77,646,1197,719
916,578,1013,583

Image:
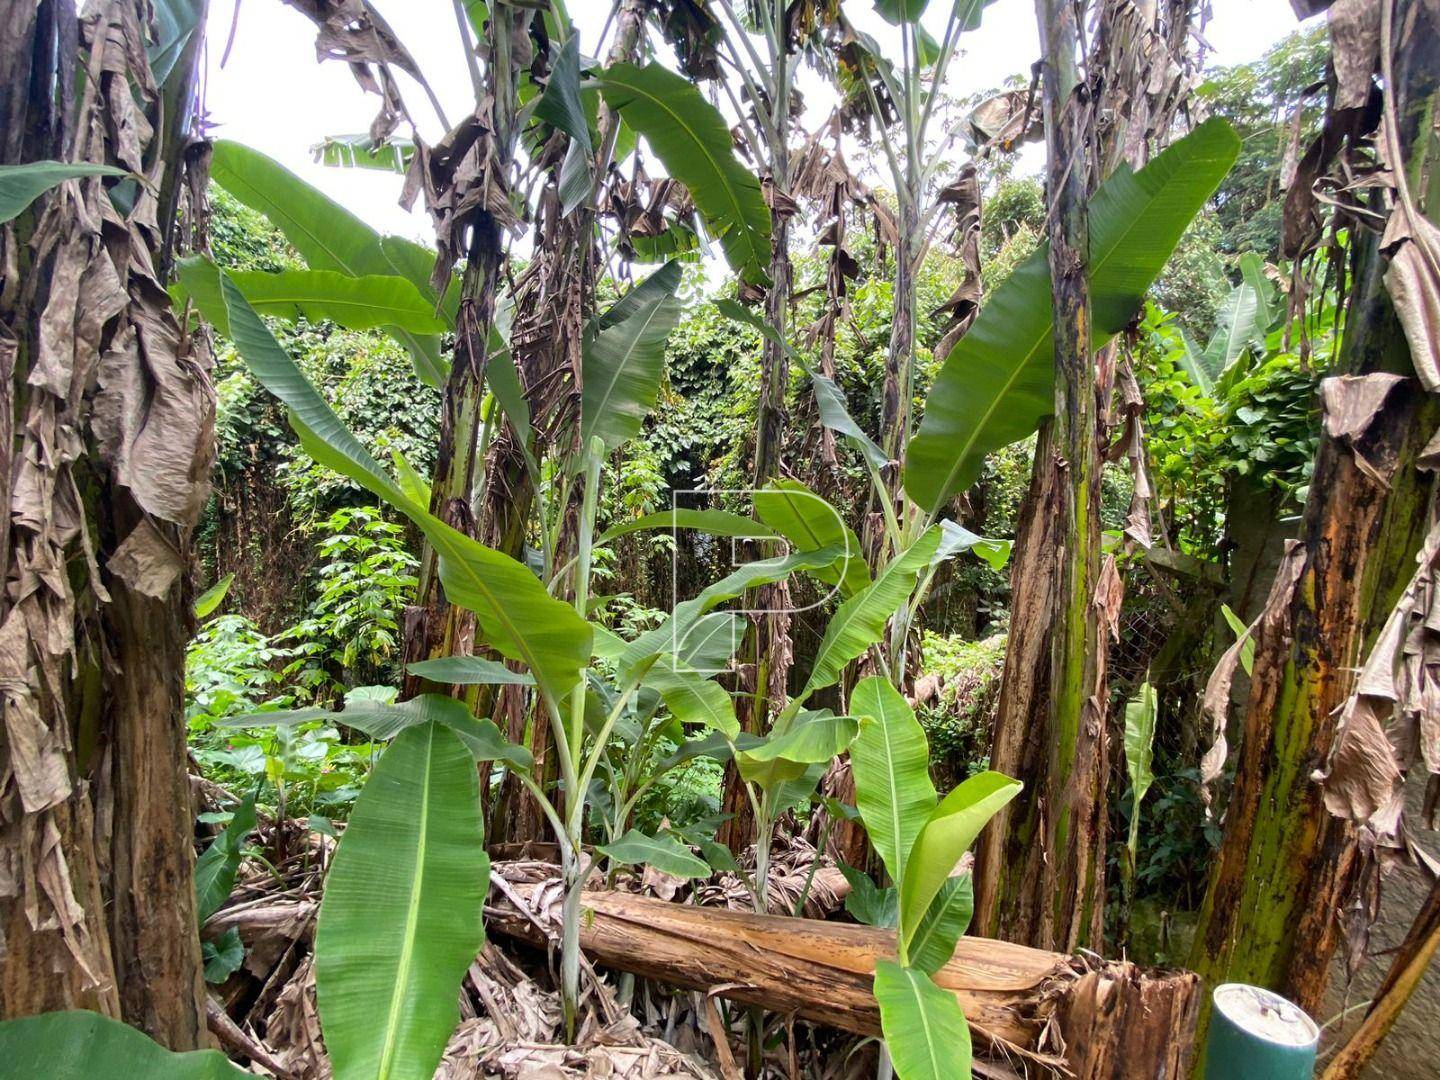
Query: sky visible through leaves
203,0,1316,258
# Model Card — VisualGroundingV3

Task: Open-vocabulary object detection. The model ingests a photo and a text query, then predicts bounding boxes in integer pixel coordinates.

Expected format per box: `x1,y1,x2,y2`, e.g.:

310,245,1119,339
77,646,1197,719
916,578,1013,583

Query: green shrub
915,632,1006,790
276,506,418,702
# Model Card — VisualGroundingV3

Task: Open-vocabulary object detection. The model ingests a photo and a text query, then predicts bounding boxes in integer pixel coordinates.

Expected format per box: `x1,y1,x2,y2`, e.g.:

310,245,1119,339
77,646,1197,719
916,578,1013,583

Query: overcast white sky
200,0,1319,248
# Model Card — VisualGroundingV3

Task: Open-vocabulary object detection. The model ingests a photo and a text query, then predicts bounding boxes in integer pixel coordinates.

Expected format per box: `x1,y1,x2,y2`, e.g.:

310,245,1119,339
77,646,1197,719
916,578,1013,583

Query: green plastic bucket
1204,984,1319,1079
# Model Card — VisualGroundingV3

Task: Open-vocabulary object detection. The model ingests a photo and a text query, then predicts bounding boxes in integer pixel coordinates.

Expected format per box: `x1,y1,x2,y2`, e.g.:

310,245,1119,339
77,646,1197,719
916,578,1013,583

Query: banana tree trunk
973,0,1109,954
487,878,1201,1077
1189,3,1440,1052
880,199,918,472
481,0,649,847
401,3,521,694
0,0,212,1047
717,172,795,857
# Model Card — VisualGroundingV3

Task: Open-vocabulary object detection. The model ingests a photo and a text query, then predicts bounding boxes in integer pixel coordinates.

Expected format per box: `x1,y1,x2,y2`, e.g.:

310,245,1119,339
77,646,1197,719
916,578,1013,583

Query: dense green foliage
162,26,1340,1079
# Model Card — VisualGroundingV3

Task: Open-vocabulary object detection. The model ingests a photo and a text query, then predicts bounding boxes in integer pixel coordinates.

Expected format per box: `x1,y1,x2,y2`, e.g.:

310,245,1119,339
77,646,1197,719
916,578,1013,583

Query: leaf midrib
246,292,441,329
877,702,907,889
376,725,435,1079
909,968,943,1080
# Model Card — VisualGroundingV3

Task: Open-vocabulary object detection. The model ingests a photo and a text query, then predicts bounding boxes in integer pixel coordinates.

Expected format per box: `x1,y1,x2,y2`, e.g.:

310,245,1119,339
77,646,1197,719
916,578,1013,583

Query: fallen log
487,875,1199,1077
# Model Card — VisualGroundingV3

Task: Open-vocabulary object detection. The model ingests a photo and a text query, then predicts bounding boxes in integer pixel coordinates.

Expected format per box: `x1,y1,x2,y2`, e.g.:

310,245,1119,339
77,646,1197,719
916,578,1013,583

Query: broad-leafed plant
846,677,1020,1078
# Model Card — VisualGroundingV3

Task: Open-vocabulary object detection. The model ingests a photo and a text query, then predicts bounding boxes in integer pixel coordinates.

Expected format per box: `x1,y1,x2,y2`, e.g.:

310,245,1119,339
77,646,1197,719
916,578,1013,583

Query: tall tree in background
1190,0,1440,1048
0,0,213,1046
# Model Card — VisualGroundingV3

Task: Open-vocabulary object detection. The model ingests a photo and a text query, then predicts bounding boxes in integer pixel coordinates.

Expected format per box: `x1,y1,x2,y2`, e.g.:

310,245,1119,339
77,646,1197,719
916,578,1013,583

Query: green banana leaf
839,863,899,928
806,363,888,470
872,961,972,1080
907,875,973,976
904,118,1240,513
899,771,1021,952
598,64,770,285
712,297,783,347
149,0,204,89
660,730,764,771
0,161,124,223
535,36,592,154
485,349,543,485
736,710,859,791
1239,251,1280,332
876,0,991,27
313,133,416,174
1175,276,1267,396
712,300,889,480
645,658,739,738
1124,679,1158,861
598,828,711,879
594,260,682,332
753,481,870,597
316,722,488,1080
211,140,390,276
174,256,448,336
582,261,684,452
931,520,1010,573
0,1011,249,1079
209,140,447,386
598,508,775,544
407,656,535,686
213,275,591,703
618,547,843,677
799,529,941,702
535,35,593,213
193,572,234,619
232,693,533,771
689,613,746,671
848,677,936,889
380,235,460,324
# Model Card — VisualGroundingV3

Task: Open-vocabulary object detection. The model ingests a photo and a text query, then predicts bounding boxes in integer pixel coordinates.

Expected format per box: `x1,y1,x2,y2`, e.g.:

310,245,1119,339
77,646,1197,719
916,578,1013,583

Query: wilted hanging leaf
1328,0,1381,111
282,0,439,141
966,87,1042,152
1319,373,1409,486
1318,510,1440,837
932,165,983,359
1199,543,1306,803
1382,200,1440,393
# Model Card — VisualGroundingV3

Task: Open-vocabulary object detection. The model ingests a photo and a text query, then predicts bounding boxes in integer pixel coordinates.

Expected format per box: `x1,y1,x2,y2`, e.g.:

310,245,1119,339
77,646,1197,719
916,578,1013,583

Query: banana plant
1167,253,1279,396
184,255,874,1031
903,117,1242,515
824,0,1000,486
847,676,1021,1079
0,1010,251,1080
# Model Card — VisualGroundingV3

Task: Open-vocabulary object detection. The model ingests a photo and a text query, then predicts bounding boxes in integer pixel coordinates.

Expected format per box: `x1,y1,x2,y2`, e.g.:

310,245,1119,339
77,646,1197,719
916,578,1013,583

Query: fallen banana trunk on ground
485,868,1199,1077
